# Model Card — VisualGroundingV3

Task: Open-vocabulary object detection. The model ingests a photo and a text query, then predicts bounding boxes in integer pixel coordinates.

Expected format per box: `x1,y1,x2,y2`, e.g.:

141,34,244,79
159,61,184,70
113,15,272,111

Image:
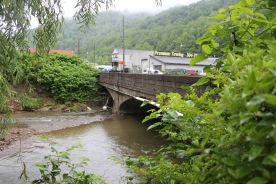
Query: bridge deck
99,73,204,100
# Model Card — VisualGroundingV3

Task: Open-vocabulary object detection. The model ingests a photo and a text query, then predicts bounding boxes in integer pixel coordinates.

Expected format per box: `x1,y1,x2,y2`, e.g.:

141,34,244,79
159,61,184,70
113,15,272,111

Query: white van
142,68,163,74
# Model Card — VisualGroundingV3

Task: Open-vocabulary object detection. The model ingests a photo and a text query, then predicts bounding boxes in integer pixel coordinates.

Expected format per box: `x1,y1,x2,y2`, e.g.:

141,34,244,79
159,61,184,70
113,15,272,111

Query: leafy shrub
19,95,44,111
21,139,105,184
15,53,99,103
126,156,186,184
0,73,11,113
34,145,105,184
0,117,13,140
35,53,99,103
11,53,43,86
127,0,276,183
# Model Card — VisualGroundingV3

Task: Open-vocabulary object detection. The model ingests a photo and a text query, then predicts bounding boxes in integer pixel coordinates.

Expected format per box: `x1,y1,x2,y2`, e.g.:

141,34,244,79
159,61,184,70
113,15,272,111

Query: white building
112,49,216,74
112,49,153,73
148,55,217,74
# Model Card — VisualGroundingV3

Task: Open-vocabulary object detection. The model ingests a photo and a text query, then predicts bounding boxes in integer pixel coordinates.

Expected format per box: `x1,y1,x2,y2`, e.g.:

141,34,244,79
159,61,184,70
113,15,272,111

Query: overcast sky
31,0,200,27
62,0,201,17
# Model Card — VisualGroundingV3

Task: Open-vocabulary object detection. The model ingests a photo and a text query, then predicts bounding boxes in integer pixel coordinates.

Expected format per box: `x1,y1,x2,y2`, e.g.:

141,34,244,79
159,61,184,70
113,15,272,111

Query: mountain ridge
55,0,238,64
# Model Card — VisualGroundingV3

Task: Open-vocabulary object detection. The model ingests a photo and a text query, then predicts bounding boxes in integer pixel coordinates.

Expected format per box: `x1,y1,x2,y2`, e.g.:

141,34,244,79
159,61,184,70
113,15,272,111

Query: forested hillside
56,0,238,64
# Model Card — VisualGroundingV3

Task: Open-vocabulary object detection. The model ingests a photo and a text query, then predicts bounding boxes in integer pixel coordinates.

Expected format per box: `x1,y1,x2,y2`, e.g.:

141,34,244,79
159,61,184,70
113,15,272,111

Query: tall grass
0,117,13,140
0,73,11,113
19,95,44,111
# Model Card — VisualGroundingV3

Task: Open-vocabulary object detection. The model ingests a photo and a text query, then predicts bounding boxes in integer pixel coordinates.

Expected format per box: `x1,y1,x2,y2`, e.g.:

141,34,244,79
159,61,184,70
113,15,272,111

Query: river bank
0,110,109,158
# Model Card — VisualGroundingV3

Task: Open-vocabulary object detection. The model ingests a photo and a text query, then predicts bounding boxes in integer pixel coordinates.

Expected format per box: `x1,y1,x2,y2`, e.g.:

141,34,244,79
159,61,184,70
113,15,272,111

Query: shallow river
0,112,163,184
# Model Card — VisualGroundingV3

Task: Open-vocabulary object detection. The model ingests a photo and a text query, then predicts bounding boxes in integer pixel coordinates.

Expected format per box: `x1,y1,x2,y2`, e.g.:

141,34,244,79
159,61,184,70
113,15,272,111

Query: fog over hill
55,0,237,64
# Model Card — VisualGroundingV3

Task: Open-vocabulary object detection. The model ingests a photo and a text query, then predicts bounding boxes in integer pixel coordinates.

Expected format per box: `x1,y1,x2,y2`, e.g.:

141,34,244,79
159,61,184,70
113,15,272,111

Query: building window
133,65,138,72
154,65,162,71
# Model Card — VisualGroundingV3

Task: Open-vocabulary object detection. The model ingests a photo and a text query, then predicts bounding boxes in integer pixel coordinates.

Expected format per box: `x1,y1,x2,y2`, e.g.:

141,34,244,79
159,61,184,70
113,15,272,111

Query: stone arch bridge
99,73,204,114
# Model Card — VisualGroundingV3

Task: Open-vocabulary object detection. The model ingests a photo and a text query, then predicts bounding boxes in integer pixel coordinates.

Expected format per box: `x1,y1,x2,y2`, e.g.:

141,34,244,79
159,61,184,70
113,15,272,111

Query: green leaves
248,145,264,161
213,14,225,20
147,122,163,131
246,96,265,107
247,177,268,184
245,0,254,5
262,153,276,166
246,95,276,108
190,54,208,65
31,142,105,184
19,95,44,111
263,94,276,106
133,0,276,184
192,77,210,87
74,0,114,26
228,166,252,179
35,53,99,102
202,45,213,54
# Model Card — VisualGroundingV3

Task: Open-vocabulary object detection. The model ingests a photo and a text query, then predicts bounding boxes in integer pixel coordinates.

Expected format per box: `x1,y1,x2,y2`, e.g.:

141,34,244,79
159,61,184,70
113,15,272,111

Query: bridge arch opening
119,98,158,114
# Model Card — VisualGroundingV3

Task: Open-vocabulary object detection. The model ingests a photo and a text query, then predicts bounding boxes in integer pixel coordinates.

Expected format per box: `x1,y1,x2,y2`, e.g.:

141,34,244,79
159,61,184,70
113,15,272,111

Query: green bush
36,53,99,103
20,139,106,184
0,73,11,113
16,53,99,103
33,144,106,184
19,95,44,111
127,0,276,183
0,117,13,140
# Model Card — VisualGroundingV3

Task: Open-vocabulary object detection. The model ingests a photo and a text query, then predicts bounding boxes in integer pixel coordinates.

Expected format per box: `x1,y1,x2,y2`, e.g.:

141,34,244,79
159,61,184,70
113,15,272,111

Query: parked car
142,68,163,74
97,65,112,73
166,69,186,75
186,70,198,75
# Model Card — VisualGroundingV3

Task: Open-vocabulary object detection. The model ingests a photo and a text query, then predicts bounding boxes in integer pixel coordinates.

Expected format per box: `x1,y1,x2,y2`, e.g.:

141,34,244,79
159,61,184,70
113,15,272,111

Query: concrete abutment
106,88,132,114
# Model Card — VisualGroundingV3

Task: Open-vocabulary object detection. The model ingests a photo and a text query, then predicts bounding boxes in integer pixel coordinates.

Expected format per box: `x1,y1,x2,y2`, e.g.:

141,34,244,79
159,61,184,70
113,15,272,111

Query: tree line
55,0,238,64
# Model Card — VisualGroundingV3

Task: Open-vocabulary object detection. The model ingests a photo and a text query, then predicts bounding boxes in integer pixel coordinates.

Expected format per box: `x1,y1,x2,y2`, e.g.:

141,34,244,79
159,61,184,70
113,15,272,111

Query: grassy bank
0,53,101,147
0,53,99,114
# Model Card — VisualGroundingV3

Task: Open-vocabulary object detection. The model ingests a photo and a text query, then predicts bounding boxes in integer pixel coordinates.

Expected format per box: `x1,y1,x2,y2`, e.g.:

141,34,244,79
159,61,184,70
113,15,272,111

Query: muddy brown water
0,112,163,184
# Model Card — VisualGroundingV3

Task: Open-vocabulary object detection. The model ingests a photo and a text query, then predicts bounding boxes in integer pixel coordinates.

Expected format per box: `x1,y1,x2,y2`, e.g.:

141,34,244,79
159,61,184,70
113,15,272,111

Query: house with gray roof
147,55,217,75
112,48,216,74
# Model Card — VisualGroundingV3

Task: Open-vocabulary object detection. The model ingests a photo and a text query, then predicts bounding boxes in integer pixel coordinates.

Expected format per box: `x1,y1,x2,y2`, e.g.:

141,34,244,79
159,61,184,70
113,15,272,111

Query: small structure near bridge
99,73,205,114
111,48,216,75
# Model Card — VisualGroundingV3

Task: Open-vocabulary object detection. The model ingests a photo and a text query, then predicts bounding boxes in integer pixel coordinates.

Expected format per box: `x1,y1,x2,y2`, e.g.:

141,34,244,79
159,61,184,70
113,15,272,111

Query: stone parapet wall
99,73,204,100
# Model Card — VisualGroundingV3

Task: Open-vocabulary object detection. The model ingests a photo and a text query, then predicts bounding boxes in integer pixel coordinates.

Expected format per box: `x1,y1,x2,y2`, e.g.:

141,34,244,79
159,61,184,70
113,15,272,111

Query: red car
187,70,198,75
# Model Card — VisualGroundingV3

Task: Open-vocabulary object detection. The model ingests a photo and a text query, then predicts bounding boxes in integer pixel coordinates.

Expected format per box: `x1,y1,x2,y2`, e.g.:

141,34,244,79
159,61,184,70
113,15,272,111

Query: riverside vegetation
20,137,106,184
0,53,101,183
0,0,275,183
0,0,103,183
0,53,99,113
126,0,276,183
0,53,99,158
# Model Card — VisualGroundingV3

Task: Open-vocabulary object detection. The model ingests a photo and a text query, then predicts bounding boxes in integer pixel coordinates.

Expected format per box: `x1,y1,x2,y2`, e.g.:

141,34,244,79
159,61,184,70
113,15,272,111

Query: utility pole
77,39,80,55
122,16,125,72
94,43,96,65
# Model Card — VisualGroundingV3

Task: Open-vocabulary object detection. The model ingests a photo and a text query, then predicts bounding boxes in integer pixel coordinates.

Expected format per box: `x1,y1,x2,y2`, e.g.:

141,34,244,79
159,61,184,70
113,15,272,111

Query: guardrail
99,73,204,96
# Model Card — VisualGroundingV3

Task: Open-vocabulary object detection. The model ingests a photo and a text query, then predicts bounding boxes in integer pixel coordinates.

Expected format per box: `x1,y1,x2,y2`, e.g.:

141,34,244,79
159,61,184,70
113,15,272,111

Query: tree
0,0,109,110
0,0,162,111
127,0,276,183
0,0,163,69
